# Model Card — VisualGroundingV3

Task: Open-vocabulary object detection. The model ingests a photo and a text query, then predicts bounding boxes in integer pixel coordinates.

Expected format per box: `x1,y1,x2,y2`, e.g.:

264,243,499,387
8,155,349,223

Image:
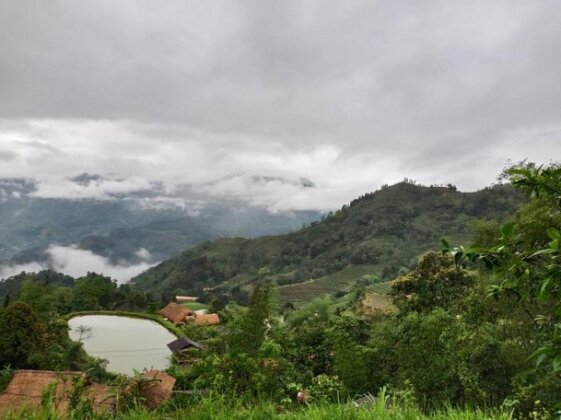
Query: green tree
0,302,45,367
446,163,561,402
228,283,278,355
71,273,117,311
391,252,474,313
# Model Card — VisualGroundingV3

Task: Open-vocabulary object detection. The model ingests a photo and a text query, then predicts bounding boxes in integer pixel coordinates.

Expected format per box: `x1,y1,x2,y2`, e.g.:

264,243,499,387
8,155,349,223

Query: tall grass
4,391,512,420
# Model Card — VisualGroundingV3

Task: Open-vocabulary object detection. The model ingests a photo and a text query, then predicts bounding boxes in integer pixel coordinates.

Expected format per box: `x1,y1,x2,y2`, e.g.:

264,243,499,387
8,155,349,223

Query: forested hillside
132,182,524,303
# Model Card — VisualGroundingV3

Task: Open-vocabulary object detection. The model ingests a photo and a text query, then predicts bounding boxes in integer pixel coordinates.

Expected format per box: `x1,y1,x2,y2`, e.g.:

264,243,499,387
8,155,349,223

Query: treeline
1,271,160,314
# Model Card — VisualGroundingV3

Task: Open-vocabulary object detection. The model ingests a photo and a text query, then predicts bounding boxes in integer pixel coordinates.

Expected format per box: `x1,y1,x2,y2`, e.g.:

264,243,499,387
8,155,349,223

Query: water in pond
68,315,176,375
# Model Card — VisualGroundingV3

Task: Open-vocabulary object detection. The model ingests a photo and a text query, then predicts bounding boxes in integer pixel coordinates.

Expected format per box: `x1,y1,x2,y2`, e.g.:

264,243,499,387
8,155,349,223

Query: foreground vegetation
5,388,513,419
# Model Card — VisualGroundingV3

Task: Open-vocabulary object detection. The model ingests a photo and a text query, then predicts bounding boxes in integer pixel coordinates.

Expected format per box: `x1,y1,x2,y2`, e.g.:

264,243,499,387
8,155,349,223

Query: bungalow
167,337,205,353
159,302,194,324
159,301,221,327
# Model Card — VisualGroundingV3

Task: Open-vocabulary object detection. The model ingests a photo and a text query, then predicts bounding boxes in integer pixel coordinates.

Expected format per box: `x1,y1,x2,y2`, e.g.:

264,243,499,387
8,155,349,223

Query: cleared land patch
279,264,378,305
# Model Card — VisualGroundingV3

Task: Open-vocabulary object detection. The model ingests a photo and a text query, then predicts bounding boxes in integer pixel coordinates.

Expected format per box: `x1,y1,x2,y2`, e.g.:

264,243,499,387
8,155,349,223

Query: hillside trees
449,164,561,371
71,273,117,311
391,252,474,313
0,302,45,367
131,182,525,301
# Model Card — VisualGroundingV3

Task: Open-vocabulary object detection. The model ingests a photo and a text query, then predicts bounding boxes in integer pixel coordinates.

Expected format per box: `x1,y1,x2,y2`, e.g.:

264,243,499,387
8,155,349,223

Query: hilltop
132,182,524,304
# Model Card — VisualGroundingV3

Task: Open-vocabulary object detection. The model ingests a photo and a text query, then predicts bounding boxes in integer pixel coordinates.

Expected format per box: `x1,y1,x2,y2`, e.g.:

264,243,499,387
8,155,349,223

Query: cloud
0,150,16,162
31,176,153,200
0,261,45,280
0,2,560,209
0,245,156,284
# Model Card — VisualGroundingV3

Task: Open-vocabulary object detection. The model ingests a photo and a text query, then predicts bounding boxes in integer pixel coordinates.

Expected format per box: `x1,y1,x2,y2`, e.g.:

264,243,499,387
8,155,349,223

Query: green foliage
3,388,514,419
227,283,278,356
0,301,45,367
450,164,561,372
72,273,118,311
391,252,474,313
0,365,13,392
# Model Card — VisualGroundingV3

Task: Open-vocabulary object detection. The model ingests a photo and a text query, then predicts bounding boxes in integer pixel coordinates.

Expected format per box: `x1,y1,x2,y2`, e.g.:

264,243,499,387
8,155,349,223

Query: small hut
167,337,205,352
141,370,176,408
190,313,220,326
159,302,193,324
0,370,113,416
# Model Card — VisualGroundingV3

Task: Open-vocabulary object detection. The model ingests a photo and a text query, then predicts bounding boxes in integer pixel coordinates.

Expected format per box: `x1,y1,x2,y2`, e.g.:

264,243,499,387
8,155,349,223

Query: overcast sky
1,0,560,211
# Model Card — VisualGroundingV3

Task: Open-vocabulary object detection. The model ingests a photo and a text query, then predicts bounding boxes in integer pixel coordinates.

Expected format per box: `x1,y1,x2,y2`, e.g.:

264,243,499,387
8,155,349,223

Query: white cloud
0,245,156,284
0,2,560,210
134,248,151,261
0,261,45,280
31,176,153,200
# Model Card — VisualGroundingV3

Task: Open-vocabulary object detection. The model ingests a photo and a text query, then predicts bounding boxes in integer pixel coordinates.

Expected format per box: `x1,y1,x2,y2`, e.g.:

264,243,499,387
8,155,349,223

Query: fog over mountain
1,1,561,212
0,176,320,281
1,1,561,281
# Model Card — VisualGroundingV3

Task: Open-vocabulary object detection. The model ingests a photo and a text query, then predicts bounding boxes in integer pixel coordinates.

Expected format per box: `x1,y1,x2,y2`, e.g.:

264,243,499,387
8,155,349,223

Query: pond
68,315,176,375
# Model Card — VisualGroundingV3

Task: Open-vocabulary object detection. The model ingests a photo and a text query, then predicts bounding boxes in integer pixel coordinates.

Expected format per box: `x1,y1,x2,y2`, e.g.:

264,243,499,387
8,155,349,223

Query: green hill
131,182,524,304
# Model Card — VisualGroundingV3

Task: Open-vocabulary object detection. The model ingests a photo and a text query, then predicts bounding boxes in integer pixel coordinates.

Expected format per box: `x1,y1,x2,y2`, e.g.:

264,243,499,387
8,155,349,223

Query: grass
66,310,184,337
181,302,209,311
3,394,513,420
279,265,378,305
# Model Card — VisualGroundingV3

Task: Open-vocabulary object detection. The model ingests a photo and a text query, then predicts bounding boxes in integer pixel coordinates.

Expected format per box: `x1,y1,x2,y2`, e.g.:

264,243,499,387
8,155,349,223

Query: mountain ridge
0,177,321,268
131,181,525,304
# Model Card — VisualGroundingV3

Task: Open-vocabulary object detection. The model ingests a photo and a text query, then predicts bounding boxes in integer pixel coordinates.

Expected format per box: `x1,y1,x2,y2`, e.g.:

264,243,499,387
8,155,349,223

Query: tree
228,283,278,355
391,252,474,313
448,163,561,373
71,273,117,311
0,302,45,367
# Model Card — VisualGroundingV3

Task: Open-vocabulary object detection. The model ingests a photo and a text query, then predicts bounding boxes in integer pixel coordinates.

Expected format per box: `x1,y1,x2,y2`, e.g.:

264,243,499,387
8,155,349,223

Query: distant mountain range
0,176,321,273
131,182,525,305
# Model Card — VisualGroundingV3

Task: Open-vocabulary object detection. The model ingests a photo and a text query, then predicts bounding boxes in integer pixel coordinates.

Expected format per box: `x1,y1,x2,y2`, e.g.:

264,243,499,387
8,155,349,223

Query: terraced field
366,281,393,295
278,264,378,305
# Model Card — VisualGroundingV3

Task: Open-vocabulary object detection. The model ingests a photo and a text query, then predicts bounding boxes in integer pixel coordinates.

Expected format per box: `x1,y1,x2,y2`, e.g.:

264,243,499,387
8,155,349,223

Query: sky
1,0,561,211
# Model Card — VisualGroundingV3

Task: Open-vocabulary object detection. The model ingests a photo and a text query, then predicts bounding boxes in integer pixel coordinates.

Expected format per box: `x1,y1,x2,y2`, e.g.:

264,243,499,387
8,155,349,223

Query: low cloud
0,245,156,284
31,176,154,200
0,261,45,280
0,3,561,210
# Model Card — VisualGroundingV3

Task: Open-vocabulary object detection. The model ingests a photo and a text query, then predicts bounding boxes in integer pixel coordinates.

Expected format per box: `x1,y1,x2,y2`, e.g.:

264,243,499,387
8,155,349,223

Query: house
159,302,194,324
175,295,198,303
0,370,113,416
167,337,205,352
189,313,220,326
141,370,176,408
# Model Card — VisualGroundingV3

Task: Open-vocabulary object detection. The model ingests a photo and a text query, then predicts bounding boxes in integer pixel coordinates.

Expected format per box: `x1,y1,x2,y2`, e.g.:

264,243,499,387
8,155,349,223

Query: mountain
0,177,320,269
131,182,525,304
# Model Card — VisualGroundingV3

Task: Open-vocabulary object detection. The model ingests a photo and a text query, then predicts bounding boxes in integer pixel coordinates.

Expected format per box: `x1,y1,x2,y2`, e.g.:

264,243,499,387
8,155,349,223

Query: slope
131,182,524,304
